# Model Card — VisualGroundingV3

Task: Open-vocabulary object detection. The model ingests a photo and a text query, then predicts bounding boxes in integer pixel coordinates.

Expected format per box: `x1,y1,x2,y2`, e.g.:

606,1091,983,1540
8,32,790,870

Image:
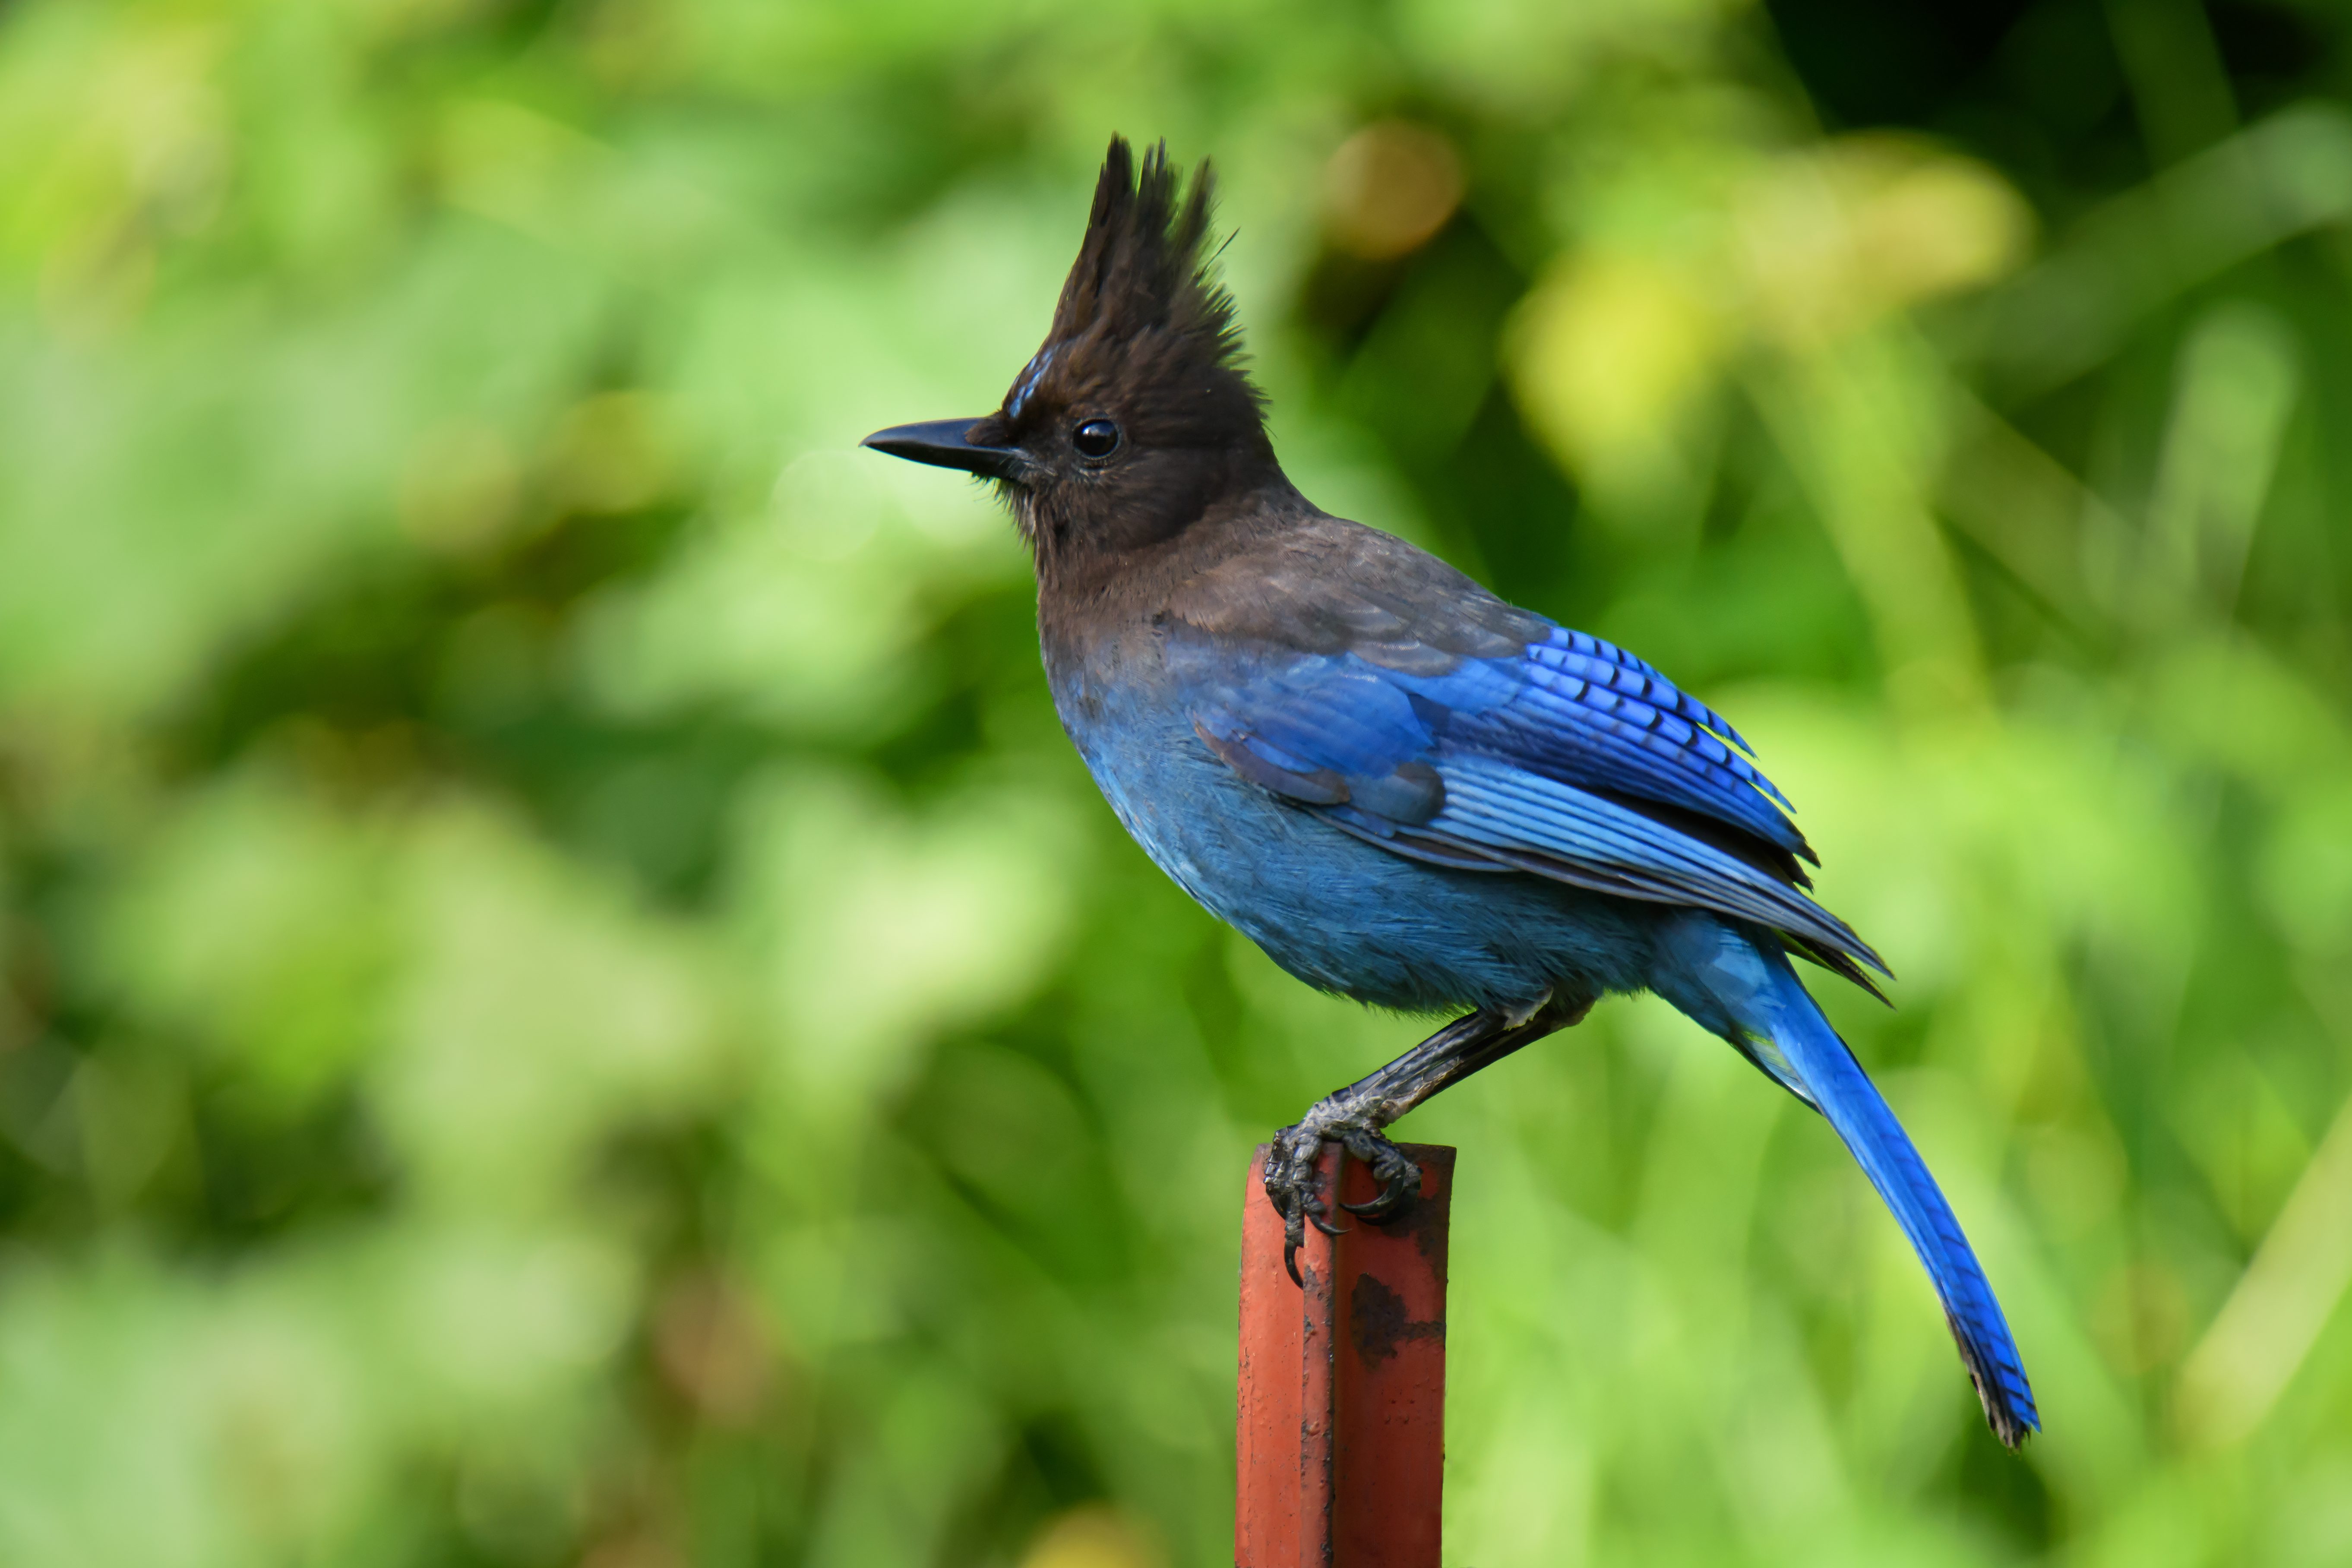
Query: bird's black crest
1047,137,1248,374
1001,136,1265,439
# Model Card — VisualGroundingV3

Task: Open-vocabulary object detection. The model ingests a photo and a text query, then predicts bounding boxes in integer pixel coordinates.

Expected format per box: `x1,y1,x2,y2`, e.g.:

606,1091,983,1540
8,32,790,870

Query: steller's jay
864,137,2037,1448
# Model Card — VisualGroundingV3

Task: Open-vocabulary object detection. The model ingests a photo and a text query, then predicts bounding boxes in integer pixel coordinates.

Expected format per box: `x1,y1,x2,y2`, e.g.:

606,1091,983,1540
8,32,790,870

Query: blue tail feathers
1680,922,2039,1448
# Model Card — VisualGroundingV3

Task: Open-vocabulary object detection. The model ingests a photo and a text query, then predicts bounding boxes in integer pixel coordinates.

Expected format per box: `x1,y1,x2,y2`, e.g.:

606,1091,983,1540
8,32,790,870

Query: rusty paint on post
1236,1144,1308,1565
1237,1143,1455,1568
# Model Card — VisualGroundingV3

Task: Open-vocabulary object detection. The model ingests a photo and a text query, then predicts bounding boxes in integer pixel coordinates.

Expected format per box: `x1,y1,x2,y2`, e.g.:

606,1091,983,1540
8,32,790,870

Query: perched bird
864,137,2038,1448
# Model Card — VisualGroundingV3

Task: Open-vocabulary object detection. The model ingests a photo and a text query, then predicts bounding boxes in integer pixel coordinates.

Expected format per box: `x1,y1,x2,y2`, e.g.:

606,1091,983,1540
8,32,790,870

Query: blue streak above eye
1008,345,1058,419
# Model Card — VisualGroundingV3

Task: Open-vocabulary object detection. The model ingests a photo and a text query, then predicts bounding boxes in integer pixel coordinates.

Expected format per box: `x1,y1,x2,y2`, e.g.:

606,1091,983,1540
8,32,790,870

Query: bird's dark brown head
864,137,1282,577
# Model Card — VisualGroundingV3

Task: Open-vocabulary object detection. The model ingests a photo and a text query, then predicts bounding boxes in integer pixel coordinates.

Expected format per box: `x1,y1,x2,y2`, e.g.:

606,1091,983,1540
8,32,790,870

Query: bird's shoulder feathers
1161,515,1547,668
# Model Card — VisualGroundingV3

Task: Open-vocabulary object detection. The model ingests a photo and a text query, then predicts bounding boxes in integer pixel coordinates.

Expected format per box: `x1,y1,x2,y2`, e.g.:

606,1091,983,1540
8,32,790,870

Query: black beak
860,418,1024,480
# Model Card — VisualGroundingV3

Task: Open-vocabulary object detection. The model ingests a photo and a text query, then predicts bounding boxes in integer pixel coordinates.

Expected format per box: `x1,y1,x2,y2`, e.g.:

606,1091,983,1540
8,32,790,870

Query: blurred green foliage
3,0,2352,1564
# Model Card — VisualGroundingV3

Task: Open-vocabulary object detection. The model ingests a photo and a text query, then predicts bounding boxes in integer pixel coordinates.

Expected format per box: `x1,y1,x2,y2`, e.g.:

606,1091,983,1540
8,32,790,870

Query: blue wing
1169,618,1886,988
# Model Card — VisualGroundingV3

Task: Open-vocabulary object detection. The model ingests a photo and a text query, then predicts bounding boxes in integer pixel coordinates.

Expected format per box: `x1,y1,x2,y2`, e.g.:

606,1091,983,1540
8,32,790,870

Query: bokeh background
3,0,2351,1563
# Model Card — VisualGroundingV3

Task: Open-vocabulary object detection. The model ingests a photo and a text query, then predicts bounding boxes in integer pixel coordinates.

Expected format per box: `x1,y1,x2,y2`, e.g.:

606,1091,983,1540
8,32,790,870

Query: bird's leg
1265,990,1593,1283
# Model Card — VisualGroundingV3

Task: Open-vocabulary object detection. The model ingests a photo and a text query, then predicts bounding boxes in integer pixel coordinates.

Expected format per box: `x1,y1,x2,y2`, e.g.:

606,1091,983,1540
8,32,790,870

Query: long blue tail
1732,939,2039,1447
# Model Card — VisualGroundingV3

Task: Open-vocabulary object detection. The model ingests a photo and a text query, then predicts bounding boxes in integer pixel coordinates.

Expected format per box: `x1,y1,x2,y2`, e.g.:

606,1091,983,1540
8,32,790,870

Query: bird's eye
1072,418,1121,459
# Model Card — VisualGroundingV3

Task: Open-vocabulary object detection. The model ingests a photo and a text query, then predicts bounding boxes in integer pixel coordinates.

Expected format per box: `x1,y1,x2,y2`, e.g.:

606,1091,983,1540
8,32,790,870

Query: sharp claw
1335,1142,1420,1221
1309,1209,1348,1237
1340,1168,1407,1218
1284,1240,1303,1286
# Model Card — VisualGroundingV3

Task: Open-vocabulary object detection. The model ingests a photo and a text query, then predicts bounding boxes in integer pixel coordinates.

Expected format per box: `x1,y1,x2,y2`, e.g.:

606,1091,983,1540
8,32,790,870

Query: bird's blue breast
1046,639,1660,1013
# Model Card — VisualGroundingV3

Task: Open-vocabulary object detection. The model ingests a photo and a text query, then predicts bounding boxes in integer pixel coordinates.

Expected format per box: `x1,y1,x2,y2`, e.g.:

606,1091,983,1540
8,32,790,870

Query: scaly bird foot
1263,1114,1425,1284
1337,1129,1422,1220
1264,1124,1342,1286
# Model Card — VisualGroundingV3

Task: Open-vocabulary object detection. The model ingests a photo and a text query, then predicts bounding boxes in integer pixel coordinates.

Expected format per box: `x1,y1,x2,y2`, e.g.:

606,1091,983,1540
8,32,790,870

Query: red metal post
1237,1142,1455,1568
